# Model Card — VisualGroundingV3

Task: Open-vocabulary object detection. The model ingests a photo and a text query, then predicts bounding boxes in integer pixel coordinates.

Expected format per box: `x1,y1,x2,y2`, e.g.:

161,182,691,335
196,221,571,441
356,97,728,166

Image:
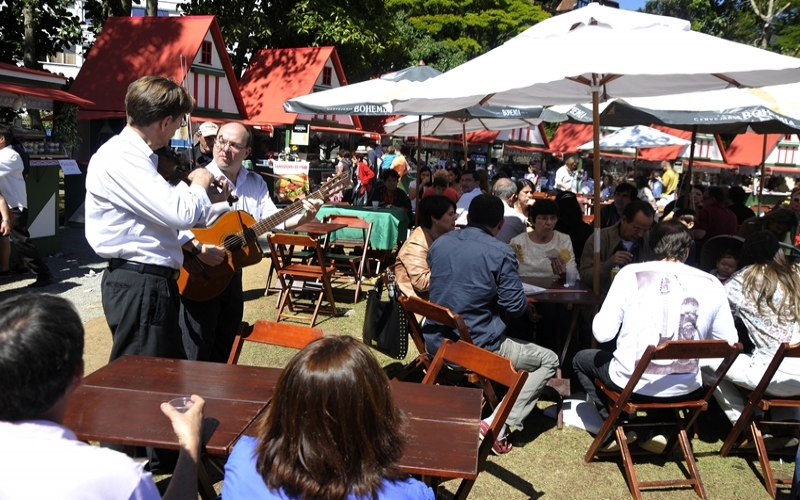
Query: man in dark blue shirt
424,194,558,455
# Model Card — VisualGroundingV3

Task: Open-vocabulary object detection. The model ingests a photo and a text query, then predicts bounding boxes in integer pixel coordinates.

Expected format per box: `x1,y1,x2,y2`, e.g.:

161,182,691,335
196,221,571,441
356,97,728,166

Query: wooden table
522,277,603,428
64,356,481,494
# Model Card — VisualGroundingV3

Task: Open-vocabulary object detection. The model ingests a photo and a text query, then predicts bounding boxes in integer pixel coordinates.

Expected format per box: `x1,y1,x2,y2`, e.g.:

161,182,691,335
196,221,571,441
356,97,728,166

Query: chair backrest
324,214,373,249
227,320,323,364
750,342,800,409
623,340,742,407
399,295,474,345
267,232,326,269
422,339,528,463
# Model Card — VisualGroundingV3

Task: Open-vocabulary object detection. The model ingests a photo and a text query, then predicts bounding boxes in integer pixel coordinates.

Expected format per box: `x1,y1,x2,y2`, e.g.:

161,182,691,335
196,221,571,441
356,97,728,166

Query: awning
310,125,380,141
504,144,550,154
0,81,94,107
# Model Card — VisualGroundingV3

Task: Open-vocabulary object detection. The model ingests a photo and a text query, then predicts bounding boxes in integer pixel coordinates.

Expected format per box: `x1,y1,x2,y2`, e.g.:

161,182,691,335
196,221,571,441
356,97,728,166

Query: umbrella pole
758,133,767,215
592,89,601,296
634,149,639,178
684,125,698,210
417,116,422,170
462,121,469,166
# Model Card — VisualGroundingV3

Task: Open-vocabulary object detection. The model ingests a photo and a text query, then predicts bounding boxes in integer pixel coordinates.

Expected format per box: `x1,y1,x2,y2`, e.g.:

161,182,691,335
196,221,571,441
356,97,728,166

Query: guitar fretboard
221,173,348,251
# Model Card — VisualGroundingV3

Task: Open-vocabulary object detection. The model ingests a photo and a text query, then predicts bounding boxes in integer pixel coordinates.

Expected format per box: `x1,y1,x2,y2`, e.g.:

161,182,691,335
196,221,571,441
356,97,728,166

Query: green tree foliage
387,0,550,63
0,0,83,66
179,0,394,80
643,0,800,54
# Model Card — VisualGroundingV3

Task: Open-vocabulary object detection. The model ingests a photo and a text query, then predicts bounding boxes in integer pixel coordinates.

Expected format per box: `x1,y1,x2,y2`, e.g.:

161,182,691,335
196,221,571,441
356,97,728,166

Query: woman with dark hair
395,195,457,301
554,191,593,267
368,169,412,214
513,178,535,224
222,336,433,500
635,175,657,210
408,166,431,212
702,231,800,440
600,174,616,200
509,199,576,278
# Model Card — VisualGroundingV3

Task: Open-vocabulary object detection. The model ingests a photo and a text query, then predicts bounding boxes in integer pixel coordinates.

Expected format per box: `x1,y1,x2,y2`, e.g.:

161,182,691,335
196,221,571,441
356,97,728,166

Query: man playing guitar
178,121,322,362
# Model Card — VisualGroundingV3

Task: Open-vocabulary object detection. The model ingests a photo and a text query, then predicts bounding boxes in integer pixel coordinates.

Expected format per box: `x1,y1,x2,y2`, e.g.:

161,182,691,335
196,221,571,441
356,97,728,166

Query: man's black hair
468,194,504,228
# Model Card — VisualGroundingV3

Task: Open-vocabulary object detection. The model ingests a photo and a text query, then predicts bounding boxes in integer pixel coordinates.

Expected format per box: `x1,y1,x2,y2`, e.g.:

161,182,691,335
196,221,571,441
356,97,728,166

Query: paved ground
0,226,106,322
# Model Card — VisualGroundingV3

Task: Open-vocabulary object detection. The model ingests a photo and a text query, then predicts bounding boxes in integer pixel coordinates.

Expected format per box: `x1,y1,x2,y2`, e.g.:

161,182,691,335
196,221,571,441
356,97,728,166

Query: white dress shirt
0,145,27,209
455,187,481,226
85,127,212,268
0,420,160,500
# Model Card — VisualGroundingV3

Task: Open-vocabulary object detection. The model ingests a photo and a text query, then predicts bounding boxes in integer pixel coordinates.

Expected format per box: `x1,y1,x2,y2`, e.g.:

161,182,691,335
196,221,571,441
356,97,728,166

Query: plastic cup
565,269,579,287
168,396,194,413
372,201,380,209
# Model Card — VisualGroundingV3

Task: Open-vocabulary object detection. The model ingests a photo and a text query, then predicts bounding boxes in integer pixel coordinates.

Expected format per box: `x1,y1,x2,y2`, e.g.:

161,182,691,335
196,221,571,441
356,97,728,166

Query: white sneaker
599,430,638,453
639,433,669,454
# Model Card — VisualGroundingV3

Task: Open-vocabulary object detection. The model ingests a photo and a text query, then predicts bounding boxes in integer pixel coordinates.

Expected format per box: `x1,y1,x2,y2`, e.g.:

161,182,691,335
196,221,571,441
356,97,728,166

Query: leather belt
107,259,180,281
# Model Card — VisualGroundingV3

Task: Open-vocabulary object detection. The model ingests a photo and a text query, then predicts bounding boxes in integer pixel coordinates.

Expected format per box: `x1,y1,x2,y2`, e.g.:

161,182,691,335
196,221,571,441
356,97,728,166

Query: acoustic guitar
177,172,352,301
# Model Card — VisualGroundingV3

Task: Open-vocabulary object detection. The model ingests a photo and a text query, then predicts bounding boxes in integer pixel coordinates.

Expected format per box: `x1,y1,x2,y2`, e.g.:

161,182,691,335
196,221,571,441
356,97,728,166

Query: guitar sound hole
224,235,244,250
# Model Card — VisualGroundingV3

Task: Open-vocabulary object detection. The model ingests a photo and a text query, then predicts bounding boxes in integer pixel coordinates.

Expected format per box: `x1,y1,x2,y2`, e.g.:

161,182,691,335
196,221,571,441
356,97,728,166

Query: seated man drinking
0,294,205,500
572,220,737,453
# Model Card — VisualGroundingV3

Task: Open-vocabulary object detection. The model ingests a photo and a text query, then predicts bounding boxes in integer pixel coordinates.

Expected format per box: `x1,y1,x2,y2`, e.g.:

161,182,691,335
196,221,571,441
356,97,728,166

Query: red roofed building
726,132,800,174
70,16,249,124
238,47,366,138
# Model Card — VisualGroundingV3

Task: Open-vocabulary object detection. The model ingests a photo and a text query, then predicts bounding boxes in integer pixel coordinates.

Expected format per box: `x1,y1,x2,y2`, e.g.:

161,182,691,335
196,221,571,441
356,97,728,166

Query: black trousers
179,270,244,363
9,207,51,278
101,267,185,362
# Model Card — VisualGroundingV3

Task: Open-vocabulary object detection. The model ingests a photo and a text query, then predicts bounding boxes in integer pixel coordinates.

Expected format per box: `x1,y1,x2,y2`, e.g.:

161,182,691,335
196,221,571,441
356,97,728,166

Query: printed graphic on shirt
634,271,711,375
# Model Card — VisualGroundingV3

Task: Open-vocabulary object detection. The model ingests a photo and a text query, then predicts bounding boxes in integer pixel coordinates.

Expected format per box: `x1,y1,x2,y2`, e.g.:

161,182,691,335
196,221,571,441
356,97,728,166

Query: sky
616,0,648,11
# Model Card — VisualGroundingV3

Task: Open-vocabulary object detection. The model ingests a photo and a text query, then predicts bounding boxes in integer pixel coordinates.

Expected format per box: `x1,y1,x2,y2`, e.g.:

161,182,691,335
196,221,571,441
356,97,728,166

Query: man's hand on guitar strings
197,244,226,266
300,198,323,220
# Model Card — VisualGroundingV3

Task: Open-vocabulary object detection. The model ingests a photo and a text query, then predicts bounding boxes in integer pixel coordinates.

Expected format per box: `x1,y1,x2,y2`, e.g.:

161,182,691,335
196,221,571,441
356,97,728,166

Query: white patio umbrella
391,3,800,293
283,63,442,168
383,106,564,152
576,125,690,150
284,64,442,116
577,125,690,178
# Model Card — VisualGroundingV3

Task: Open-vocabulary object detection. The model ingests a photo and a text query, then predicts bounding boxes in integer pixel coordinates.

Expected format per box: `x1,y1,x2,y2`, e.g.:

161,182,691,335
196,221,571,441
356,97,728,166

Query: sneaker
9,265,31,275
599,430,638,453
736,433,773,450
639,433,669,454
27,275,55,288
479,420,513,455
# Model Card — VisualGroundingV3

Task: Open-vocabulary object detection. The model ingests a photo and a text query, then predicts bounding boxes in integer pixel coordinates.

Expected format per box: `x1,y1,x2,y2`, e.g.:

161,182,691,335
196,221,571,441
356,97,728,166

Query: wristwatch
190,242,203,256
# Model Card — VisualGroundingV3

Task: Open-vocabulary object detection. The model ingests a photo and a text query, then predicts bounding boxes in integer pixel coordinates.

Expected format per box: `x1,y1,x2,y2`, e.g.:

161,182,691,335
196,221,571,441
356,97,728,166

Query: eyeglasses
215,138,246,152
793,198,800,203
631,226,650,234
180,115,188,127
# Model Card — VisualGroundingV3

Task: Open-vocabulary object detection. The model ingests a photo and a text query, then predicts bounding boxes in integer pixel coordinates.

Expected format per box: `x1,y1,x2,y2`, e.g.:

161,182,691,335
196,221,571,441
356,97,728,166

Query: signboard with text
272,160,310,201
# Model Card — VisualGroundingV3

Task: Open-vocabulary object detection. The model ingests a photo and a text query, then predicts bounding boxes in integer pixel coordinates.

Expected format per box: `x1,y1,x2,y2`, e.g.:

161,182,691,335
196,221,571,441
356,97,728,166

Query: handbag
362,269,408,359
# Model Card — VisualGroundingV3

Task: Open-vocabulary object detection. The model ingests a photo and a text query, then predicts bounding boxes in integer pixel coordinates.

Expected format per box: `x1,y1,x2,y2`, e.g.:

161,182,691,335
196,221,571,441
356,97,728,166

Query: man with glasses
177,121,322,362
86,75,229,363
692,186,737,243
580,200,655,298
600,182,638,228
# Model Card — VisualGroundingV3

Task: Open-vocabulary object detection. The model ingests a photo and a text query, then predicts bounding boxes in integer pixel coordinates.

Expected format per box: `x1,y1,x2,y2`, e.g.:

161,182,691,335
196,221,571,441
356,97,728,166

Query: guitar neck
249,190,324,238
246,173,348,239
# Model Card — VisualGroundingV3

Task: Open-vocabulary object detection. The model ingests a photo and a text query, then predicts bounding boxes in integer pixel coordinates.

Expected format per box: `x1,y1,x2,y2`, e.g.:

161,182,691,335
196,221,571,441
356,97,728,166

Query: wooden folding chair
227,320,323,364
422,339,528,500
267,233,337,326
719,342,800,498
585,340,741,500
396,295,500,409
323,214,373,302
263,232,315,298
